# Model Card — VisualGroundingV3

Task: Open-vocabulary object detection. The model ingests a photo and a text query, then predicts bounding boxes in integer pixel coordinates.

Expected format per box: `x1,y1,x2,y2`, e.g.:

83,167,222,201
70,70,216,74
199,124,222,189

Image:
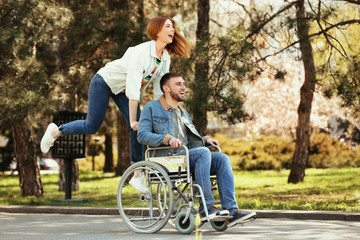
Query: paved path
1,205,360,221
1,212,360,240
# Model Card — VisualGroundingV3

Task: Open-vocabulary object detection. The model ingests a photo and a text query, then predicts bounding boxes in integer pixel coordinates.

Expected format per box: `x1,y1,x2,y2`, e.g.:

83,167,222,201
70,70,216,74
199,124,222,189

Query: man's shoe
40,123,58,153
201,206,230,221
226,209,256,227
129,174,149,194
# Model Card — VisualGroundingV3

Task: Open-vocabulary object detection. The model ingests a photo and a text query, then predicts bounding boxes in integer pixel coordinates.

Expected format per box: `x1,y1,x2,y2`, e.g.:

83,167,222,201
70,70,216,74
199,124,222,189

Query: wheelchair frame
117,145,228,234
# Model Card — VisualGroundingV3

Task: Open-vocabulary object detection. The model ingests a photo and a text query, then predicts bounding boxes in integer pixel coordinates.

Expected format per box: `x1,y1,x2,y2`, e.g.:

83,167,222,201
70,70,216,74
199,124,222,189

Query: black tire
175,210,195,234
210,220,228,231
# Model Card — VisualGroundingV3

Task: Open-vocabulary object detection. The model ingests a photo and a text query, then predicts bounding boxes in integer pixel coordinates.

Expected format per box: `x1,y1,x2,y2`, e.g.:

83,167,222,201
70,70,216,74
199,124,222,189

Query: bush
308,133,360,168
213,133,360,170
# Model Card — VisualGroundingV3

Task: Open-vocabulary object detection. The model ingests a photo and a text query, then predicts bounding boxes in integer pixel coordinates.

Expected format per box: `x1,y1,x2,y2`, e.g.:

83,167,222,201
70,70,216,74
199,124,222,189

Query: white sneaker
129,174,149,194
40,123,58,153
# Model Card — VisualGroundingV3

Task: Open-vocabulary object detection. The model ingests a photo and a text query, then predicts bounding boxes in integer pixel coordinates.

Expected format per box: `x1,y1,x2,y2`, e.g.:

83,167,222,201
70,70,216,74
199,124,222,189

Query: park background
0,0,360,211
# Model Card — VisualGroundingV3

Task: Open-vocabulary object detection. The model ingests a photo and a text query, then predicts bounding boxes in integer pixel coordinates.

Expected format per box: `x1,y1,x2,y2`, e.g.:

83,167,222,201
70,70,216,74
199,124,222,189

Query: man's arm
137,103,173,147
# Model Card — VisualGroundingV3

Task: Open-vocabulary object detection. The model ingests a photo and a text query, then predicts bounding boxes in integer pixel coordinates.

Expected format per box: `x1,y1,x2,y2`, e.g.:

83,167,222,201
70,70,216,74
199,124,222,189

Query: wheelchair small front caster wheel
175,211,195,234
210,220,228,231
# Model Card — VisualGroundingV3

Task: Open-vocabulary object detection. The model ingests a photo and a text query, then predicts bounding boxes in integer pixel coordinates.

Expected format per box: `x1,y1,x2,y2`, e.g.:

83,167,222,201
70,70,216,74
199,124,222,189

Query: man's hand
206,138,219,147
169,137,182,148
130,121,139,131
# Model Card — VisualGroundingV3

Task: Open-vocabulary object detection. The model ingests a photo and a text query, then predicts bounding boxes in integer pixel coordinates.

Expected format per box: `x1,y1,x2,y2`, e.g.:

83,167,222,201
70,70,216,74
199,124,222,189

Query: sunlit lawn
0,172,120,207
235,168,360,211
1,168,359,211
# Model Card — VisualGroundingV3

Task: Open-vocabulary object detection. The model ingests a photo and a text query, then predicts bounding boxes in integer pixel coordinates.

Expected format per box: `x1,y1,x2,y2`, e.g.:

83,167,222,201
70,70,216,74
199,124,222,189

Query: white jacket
97,40,171,102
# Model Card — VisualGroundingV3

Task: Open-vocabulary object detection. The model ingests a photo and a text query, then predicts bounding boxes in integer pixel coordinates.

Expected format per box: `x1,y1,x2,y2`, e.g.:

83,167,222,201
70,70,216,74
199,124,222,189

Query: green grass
1,168,360,211
0,172,120,207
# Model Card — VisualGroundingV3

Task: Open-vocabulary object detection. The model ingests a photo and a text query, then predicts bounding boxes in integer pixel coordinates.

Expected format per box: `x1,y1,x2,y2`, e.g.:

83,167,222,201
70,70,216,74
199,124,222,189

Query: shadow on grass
79,174,118,182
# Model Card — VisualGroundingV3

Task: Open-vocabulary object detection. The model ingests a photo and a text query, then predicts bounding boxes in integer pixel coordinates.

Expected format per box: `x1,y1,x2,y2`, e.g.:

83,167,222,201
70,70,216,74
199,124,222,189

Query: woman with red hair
41,16,190,190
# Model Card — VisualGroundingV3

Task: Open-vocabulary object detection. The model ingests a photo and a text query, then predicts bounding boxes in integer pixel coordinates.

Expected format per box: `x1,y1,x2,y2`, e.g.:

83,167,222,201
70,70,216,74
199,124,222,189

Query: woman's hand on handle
130,121,139,131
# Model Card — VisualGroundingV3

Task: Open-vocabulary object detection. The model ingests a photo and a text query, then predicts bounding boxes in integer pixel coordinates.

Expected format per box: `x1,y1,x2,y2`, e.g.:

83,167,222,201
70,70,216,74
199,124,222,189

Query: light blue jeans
58,74,143,163
186,147,238,213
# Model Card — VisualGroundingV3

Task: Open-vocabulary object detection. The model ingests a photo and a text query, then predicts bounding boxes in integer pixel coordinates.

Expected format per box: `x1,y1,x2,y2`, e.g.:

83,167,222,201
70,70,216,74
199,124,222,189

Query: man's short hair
160,72,182,93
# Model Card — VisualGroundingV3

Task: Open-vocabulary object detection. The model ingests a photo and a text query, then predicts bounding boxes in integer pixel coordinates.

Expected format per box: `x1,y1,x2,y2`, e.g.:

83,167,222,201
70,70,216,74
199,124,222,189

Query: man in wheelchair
137,72,256,228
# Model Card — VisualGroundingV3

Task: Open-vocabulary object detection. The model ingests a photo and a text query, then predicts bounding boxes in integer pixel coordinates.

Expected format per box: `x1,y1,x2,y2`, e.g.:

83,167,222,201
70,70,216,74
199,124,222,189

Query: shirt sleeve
137,103,168,147
153,78,162,100
125,46,146,101
153,58,171,100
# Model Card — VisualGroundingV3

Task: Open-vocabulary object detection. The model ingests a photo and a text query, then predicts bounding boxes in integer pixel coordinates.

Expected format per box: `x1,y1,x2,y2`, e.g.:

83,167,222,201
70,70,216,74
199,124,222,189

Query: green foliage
322,56,360,110
0,0,146,125
311,3,360,113
209,27,255,124
0,0,73,125
214,133,360,170
186,25,255,125
308,133,360,168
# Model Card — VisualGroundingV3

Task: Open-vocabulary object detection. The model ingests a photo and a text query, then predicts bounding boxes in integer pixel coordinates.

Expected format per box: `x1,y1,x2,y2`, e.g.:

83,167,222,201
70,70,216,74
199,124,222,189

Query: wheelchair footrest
201,215,232,222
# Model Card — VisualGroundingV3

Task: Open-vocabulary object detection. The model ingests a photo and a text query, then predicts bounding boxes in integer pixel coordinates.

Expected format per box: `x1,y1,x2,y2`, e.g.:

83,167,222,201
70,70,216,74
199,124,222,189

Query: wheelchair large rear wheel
117,161,174,233
156,182,177,229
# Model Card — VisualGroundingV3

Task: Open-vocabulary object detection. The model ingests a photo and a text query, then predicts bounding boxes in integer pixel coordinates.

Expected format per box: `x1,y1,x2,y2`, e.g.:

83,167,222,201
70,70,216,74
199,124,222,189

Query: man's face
166,76,186,102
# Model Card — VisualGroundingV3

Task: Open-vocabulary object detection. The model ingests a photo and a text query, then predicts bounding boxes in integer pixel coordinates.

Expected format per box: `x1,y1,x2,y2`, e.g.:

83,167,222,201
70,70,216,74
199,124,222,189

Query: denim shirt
137,96,208,157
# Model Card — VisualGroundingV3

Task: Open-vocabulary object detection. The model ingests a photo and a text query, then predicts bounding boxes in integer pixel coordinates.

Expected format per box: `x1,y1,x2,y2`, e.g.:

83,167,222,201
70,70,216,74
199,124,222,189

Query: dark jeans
58,74,143,163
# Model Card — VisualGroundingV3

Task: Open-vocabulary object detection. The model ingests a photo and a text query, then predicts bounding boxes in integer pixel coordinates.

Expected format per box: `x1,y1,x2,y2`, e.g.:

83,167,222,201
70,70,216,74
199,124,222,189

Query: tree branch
313,0,348,58
335,0,360,5
245,1,298,39
256,19,360,62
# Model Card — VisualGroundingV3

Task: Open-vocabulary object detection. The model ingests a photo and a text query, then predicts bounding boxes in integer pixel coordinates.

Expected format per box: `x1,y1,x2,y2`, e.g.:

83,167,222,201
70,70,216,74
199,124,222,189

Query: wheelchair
116,145,232,234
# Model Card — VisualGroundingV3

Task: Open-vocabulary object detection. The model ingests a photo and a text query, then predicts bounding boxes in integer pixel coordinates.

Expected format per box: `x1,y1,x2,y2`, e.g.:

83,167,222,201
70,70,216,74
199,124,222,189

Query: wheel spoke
117,162,174,233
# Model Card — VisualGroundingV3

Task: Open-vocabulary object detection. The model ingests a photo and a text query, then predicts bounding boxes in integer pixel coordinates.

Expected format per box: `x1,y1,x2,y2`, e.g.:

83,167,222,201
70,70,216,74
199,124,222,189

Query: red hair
147,16,190,58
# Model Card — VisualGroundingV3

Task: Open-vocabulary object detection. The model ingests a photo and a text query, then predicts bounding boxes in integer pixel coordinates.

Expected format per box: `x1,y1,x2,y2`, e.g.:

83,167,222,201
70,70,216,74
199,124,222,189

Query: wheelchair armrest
146,144,221,153
145,145,189,160
146,145,188,150
145,145,189,154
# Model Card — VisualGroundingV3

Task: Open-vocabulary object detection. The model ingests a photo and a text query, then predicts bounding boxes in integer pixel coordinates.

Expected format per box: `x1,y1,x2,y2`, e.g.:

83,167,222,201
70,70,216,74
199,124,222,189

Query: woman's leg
58,74,111,135
111,93,143,164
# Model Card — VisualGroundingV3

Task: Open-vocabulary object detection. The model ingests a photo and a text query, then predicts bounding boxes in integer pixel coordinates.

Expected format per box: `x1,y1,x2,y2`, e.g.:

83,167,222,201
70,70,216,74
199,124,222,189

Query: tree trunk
103,133,114,172
192,0,210,135
288,0,316,184
115,112,131,176
12,122,43,197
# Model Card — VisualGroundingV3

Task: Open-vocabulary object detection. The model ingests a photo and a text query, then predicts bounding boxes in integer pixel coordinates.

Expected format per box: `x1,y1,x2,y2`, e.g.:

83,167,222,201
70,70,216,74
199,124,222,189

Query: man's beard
170,90,185,102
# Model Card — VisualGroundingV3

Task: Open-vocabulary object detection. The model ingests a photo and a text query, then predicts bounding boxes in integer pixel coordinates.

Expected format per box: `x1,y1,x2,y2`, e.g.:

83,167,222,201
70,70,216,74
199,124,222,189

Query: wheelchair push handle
207,144,221,153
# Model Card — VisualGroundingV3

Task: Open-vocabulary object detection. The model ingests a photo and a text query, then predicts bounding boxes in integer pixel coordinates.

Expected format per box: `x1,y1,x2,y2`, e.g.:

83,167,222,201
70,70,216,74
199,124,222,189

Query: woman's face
156,19,175,44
